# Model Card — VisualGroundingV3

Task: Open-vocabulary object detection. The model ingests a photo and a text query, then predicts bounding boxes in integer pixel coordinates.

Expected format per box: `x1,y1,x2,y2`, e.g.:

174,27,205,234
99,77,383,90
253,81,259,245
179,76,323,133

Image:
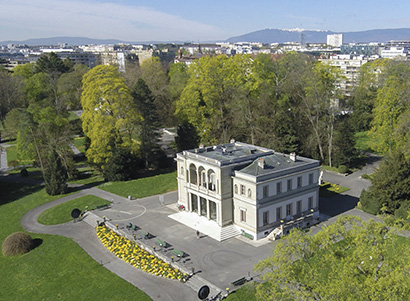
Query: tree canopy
255,216,410,300
81,65,139,167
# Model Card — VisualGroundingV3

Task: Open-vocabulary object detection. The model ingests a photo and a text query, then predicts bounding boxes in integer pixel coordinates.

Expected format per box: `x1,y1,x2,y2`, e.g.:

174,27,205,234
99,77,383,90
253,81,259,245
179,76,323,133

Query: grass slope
0,181,150,300
38,195,111,225
99,171,177,198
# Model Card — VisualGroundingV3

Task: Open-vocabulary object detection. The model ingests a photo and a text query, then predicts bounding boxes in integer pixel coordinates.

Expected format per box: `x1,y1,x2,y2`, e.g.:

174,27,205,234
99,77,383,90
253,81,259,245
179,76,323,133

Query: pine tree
132,78,161,169
43,149,68,195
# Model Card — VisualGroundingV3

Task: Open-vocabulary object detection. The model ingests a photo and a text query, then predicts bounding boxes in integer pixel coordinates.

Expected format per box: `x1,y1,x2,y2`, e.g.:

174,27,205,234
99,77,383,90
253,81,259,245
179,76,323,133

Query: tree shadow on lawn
0,179,42,207
319,194,359,218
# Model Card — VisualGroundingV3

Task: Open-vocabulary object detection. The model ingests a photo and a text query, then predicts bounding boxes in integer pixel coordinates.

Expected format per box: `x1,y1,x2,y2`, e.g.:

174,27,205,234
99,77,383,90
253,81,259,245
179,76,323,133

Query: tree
350,59,387,132
176,55,243,144
255,216,410,300
35,52,71,74
57,64,88,110
359,151,410,216
175,120,199,152
132,78,161,169
302,61,343,166
369,62,410,154
0,69,24,121
81,65,139,167
103,147,143,181
139,57,173,125
43,149,68,195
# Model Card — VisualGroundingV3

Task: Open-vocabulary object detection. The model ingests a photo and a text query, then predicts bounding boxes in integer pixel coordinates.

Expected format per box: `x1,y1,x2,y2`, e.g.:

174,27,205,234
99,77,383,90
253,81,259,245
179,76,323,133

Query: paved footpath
21,187,198,301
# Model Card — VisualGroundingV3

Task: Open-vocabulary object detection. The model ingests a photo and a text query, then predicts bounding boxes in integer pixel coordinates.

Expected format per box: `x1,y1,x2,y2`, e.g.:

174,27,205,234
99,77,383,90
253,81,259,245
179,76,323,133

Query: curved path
21,186,196,301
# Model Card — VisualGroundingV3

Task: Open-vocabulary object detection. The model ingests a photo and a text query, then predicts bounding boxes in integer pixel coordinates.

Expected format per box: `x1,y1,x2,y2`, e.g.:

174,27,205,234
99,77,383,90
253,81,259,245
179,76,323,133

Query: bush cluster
2,232,33,256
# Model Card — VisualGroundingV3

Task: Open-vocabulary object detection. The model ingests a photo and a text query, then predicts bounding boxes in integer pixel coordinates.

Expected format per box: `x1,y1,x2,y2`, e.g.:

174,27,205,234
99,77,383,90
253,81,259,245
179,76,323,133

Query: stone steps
168,211,241,242
82,212,100,228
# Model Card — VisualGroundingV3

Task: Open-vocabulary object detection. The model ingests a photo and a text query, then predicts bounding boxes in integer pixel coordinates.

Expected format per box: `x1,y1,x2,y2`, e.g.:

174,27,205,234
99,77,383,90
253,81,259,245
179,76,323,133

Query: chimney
199,144,204,149
290,152,297,162
230,138,235,144
258,158,265,169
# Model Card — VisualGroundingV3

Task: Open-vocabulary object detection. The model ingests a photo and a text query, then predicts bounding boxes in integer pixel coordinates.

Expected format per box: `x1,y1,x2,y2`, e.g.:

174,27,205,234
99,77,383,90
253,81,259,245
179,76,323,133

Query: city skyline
2,0,410,42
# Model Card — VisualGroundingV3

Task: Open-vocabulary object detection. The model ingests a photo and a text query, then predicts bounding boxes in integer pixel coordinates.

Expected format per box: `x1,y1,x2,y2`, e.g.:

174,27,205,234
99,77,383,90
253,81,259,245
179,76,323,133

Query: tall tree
369,62,410,154
0,69,24,120
132,78,161,169
81,65,139,167
350,59,387,132
35,52,71,75
176,55,240,144
360,151,410,216
302,61,342,166
139,57,172,126
43,149,68,195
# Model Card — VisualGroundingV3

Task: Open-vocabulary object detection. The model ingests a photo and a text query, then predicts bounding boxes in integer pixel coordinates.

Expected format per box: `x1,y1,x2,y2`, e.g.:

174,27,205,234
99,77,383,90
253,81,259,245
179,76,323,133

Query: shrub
2,232,33,256
8,160,19,168
361,173,371,180
338,165,348,174
20,168,28,177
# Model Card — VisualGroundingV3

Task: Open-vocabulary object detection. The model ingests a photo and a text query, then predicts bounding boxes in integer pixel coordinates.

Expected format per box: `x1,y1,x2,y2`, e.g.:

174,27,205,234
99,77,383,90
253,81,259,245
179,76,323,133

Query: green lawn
73,136,86,153
6,145,35,167
0,181,150,300
99,171,178,198
226,282,258,301
355,131,376,153
320,182,350,197
38,195,111,225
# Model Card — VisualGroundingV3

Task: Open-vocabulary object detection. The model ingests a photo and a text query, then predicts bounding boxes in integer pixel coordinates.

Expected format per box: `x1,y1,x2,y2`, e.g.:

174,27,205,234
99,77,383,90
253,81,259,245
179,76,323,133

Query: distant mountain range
226,28,410,44
0,37,187,46
3,28,410,46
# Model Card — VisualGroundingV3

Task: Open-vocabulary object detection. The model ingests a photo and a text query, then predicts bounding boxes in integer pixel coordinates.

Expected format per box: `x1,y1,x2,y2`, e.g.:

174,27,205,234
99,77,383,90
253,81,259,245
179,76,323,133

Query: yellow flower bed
96,225,186,280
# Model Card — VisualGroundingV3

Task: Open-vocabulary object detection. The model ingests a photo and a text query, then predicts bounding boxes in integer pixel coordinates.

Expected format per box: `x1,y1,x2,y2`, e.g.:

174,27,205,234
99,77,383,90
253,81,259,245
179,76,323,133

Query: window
263,211,269,226
287,179,292,191
286,204,292,216
297,176,302,188
276,182,282,194
308,197,313,209
297,200,302,214
234,184,238,194
276,207,281,221
248,189,252,198
240,184,245,195
309,173,314,184
240,209,246,223
263,185,269,198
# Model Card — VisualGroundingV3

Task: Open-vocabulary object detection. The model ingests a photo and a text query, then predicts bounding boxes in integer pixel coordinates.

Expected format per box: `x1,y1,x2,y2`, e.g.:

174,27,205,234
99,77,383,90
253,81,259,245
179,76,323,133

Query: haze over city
3,0,410,42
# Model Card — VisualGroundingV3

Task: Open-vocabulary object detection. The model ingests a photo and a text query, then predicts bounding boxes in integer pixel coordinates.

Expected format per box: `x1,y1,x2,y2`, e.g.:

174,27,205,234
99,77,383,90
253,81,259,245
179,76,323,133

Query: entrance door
200,197,207,216
191,194,198,213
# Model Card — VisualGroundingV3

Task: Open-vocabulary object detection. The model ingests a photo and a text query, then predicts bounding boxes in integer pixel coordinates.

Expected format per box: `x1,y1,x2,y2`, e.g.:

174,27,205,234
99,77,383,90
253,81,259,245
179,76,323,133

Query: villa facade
176,141,320,240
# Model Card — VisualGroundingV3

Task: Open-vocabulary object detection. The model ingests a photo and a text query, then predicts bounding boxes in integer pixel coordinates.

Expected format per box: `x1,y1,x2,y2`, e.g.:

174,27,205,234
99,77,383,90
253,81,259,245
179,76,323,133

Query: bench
96,204,110,210
156,239,167,248
138,230,150,239
172,249,184,258
231,277,247,286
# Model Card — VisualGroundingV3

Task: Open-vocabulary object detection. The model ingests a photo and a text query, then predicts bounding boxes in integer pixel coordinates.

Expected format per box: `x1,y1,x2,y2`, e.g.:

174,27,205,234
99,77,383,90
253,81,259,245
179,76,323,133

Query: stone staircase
81,212,100,228
168,211,241,242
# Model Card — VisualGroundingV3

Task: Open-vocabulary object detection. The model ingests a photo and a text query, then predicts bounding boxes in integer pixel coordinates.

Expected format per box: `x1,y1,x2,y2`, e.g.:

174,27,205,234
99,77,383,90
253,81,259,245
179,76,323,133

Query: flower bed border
96,224,187,281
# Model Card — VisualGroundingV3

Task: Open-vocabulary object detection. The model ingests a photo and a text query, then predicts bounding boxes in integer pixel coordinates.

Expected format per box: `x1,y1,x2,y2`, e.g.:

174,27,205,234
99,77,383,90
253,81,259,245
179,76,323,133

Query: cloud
0,0,225,41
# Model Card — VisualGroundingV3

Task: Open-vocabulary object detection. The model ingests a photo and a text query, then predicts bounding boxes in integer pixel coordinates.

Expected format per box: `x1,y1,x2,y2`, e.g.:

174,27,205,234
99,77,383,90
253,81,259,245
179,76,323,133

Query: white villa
174,141,320,241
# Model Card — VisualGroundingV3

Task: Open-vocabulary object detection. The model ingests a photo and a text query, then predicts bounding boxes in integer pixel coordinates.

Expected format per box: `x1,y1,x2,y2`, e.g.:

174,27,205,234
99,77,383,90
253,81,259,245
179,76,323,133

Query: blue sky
2,0,410,42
